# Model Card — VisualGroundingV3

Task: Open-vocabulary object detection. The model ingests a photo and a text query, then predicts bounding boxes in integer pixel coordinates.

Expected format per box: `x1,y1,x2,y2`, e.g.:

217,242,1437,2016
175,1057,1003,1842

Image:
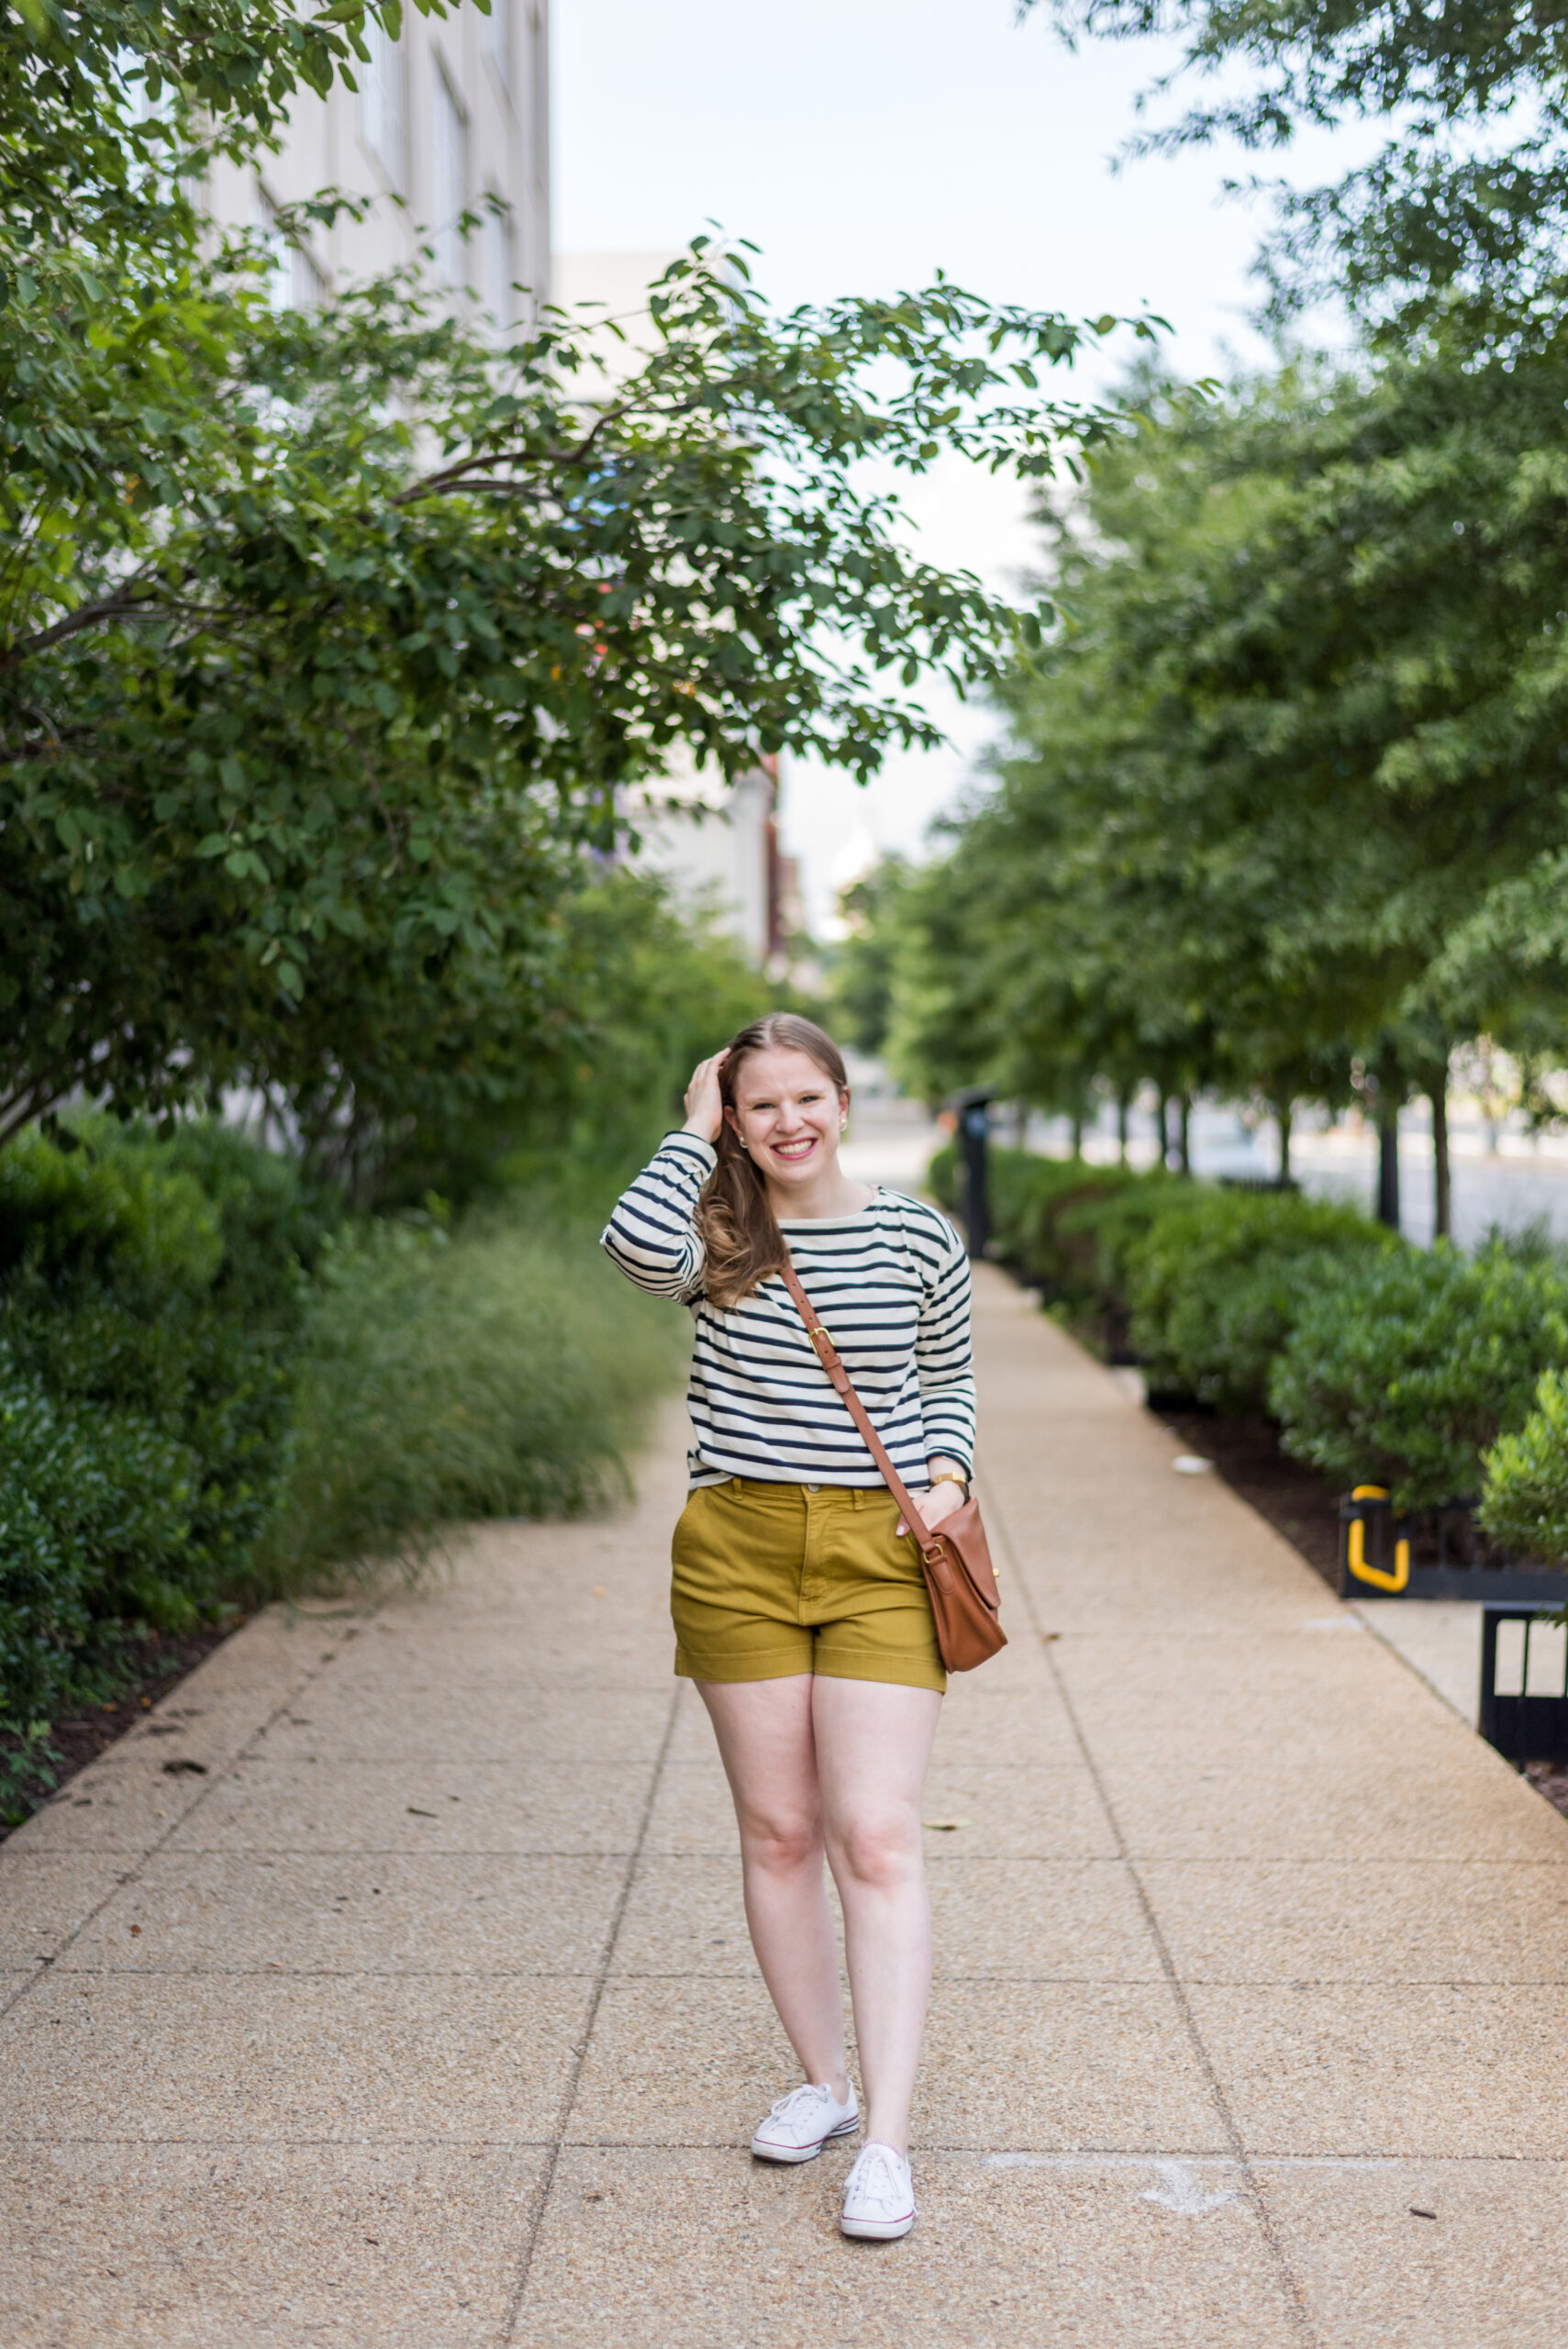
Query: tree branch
0,1078,74,1152
389,388,711,508
0,583,163,674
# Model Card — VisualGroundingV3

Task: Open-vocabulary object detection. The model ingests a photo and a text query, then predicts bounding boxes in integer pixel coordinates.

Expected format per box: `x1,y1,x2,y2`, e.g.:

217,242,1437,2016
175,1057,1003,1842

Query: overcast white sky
554,0,1365,929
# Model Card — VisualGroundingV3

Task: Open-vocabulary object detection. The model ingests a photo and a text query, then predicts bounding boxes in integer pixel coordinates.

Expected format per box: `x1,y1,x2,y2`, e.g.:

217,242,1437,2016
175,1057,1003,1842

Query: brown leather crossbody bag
778,1256,1006,1674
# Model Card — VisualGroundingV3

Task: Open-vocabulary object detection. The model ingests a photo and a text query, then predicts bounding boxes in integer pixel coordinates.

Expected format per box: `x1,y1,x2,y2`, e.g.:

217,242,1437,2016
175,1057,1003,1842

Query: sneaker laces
768,2083,836,2123
851,2143,906,2204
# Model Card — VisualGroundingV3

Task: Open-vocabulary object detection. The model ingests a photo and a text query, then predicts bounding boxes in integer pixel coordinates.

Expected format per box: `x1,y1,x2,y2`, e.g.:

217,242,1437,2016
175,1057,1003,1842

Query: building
627,754,804,974
204,3,550,325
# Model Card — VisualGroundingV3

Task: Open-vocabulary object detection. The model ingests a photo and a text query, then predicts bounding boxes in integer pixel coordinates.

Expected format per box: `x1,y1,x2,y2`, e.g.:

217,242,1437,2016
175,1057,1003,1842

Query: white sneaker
840,2141,916,2240
751,2081,860,2164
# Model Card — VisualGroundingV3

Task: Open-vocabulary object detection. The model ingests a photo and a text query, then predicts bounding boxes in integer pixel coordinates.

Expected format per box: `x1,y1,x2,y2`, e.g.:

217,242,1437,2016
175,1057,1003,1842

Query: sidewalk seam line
977,1458,1321,2346
6,2132,1563,2162
0,1619,375,2029
499,1676,685,2346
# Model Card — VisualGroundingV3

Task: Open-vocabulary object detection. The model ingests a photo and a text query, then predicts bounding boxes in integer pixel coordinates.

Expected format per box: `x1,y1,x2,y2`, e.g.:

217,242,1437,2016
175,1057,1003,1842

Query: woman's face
724,1045,847,1192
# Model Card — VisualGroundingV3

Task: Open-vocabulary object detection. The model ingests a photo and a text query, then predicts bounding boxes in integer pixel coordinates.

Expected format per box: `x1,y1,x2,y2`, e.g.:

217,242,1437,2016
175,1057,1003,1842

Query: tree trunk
1377,1099,1401,1230
1117,1087,1130,1165
1070,1107,1084,1159
1431,1080,1451,1241
1156,1089,1171,1170
1178,1094,1192,1177
1277,1100,1293,1186
1013,1099,1029,1148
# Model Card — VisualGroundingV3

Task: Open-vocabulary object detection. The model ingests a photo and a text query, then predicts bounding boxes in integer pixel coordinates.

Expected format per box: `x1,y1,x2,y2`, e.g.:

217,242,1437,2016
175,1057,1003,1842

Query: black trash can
947,1086,997,1261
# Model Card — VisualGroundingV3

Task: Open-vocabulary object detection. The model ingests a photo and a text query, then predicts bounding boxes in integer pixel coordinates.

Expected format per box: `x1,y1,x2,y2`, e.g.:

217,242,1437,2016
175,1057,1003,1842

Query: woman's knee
740,1809,820,1875
829,1809,922,1891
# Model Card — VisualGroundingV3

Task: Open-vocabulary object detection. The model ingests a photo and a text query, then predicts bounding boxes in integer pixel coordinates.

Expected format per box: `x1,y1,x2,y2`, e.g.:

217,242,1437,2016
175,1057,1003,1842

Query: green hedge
1482,1369,1568,1564
1272,1244,1568,1508
0,1122,333,1730
0,1360,200,1731
1128,1187,1394,1413
930,1137,1566,1510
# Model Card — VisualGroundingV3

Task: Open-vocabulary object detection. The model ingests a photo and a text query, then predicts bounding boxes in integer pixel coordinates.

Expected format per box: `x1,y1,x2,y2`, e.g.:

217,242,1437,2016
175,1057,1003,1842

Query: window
483,197,515,328
361,16,405,187
292,243,327,311
484,0,511,93
431,60,470,287
254,185,326,311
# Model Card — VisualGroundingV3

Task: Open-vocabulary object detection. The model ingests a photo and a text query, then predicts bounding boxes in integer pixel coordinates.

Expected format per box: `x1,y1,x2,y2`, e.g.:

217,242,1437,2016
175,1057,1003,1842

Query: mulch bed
1524,1763,1568,1812
1,1616,248,1843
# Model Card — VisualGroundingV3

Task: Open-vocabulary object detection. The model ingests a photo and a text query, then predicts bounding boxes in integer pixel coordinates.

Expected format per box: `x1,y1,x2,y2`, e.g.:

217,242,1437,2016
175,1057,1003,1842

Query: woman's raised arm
601,1056,735,1302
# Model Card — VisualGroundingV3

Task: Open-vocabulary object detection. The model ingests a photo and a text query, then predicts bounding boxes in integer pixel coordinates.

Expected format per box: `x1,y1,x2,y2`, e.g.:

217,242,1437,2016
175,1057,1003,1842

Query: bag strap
776,1256,941,1564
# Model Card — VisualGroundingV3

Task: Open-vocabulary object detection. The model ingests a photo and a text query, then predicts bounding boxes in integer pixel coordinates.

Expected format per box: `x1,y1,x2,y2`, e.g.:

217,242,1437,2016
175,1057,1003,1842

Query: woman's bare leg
696,1675,850,2099
812,1677,943,2155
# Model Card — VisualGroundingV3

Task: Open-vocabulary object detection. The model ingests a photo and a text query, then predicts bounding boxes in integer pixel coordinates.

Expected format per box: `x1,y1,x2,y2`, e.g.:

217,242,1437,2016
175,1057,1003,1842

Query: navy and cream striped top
602,1132,976,1491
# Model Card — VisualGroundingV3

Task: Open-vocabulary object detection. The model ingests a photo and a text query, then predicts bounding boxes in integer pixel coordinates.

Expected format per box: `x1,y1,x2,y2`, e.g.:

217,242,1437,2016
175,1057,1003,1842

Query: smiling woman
695,1014,860,1308
601,1010,976,2244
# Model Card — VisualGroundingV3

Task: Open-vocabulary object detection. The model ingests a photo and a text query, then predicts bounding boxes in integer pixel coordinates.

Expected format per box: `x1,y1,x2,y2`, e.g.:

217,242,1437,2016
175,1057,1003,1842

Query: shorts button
806,1484,820,1493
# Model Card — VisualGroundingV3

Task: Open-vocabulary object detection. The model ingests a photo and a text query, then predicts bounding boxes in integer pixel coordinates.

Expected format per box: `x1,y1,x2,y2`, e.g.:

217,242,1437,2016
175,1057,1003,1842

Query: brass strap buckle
808,1323,835,1357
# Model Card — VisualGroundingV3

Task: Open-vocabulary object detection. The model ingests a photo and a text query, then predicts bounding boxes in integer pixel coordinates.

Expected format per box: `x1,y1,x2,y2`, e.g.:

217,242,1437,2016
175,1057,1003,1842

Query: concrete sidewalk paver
4,1269,1568,2343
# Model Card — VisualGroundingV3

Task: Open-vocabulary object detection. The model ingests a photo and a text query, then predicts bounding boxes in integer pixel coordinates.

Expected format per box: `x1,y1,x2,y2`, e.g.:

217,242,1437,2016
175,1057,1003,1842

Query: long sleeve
913,1222,977,1475
601,1131,716,1301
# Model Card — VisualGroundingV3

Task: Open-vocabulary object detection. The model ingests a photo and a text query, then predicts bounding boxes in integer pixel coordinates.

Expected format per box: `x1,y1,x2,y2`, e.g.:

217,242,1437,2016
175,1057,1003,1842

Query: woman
602,1012,975,2243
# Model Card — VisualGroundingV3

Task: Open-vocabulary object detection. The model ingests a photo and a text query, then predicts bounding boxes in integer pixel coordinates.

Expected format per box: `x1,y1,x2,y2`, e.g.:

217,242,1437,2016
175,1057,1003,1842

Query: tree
1028,0,1568,342
879,378,1363,1134
829,857,915,1056
3,6,1160,1164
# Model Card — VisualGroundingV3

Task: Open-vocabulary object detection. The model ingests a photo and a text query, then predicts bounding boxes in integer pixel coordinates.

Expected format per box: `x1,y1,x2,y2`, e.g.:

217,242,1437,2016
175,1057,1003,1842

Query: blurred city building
204,2,550,325
628,754,804,976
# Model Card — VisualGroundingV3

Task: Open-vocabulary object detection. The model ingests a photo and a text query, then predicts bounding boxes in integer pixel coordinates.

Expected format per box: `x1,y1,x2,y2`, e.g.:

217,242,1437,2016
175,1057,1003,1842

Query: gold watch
929,1471,970,1497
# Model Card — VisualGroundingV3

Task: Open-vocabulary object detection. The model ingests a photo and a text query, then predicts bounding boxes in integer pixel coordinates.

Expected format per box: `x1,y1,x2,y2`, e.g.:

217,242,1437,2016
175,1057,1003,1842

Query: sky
554,0,1367,930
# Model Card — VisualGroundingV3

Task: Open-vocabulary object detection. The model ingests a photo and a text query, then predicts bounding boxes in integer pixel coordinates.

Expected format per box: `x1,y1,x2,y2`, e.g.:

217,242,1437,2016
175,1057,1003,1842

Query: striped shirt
602,1132,976,1491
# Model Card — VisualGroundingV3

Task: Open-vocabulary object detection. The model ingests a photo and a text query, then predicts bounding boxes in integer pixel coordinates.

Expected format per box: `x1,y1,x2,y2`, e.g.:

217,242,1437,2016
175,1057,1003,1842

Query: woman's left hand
896,1477,967,1540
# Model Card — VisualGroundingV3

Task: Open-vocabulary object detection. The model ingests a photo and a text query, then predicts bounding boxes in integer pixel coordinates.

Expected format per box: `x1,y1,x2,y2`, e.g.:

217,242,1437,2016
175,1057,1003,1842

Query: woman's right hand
682,1049,730,1145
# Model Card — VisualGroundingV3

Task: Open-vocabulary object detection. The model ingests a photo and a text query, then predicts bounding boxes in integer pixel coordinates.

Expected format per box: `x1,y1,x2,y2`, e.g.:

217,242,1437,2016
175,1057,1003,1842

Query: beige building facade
628,754,803,974
206,2,550,326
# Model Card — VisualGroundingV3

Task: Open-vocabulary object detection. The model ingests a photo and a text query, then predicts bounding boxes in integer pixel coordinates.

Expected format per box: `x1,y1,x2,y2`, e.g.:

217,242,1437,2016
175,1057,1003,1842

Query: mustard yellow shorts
670,1476,946,1694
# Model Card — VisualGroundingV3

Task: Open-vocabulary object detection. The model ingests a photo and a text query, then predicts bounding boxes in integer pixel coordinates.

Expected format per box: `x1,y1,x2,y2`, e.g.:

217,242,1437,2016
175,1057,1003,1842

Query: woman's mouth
771,1136,817,1163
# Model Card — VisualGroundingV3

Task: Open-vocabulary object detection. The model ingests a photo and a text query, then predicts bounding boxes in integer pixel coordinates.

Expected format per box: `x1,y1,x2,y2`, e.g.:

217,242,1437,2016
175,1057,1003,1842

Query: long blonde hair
695,1014,850,1309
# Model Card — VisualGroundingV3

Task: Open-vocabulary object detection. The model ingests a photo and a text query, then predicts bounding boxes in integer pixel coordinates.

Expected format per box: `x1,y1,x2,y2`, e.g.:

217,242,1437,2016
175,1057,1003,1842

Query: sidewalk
5,1267,1568,2346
